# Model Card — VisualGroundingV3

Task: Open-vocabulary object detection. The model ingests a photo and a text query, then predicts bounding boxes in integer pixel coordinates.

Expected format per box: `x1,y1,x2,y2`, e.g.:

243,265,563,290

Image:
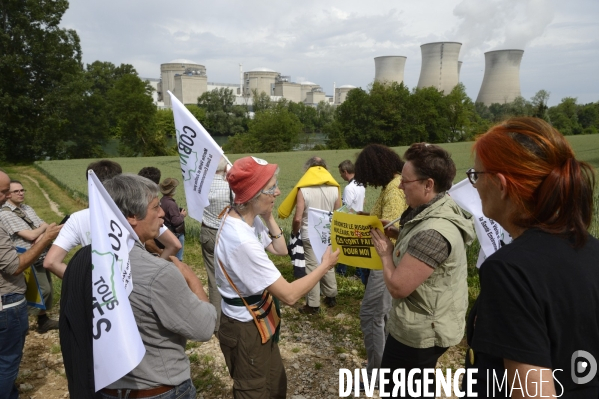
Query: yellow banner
331,212,384,270
23,266,45,309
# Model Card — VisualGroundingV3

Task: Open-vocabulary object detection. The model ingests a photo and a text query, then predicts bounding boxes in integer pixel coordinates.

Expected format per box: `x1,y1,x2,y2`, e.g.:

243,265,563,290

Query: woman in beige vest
371,143,475,398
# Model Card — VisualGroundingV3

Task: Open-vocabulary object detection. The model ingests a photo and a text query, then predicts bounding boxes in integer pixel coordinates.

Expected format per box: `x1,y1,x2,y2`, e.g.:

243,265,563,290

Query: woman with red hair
464,117,599,397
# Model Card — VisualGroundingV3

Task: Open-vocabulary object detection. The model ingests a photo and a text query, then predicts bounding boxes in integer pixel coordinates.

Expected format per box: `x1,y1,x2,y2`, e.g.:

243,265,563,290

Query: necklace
233,207,248,225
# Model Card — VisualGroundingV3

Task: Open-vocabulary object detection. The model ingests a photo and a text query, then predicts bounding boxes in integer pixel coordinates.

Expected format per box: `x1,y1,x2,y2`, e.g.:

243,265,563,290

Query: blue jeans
0,294,28,399
335,263,348,276
99,379,196,399
176,234,184,262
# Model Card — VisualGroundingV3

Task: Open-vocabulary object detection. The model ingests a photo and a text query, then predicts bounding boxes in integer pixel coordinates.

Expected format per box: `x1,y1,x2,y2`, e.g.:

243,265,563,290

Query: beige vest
300,186,338,240
387,195,474,348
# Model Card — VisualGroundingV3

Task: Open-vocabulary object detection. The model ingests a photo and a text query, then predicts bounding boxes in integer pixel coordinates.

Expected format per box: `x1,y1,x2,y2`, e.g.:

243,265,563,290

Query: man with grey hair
44,161,180,278
85,174,216,399
201,156,232,332
0,170,62,399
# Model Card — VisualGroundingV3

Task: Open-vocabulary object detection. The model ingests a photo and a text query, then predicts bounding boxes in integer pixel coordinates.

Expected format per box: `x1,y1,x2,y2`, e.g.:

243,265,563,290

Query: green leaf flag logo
92,250,122,305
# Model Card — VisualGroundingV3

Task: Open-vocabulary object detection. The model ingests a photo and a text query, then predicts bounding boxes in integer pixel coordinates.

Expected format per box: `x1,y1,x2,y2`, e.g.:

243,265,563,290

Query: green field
35,134,599,240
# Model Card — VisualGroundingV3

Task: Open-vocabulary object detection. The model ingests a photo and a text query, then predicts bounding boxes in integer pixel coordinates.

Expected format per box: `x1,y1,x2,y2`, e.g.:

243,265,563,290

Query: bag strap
2,206,36,229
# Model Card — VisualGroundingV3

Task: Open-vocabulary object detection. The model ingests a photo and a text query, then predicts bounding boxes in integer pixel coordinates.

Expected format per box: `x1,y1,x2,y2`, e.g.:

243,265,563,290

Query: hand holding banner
88,171,145,391
169,91,224,223
331,212,384,270
307,207,333,262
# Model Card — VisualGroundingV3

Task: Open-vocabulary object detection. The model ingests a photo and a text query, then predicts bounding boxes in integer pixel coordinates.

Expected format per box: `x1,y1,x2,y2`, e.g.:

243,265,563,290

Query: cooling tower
476,49,524,105
458,61,463,81
417,42,462,93
374,56,407,84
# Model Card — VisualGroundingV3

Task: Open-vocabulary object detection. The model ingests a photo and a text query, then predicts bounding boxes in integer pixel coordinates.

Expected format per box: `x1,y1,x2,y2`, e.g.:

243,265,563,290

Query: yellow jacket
277,166,340,219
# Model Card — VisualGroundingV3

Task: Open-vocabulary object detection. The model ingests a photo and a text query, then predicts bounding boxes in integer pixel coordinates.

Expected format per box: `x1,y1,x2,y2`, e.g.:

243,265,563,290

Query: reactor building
243,68,280,97
374,56,407,84
158,59,207,108
476,49,524,105
417,42,462,94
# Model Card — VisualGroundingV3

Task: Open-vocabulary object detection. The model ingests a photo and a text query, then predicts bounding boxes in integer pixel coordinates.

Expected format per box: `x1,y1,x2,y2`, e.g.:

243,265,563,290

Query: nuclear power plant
417,42,462,93
153,41,526,109
374,56,407,84
476,49,524,105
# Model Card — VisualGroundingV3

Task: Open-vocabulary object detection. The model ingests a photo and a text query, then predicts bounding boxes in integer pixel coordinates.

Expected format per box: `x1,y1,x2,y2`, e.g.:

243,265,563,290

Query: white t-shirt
343,179,365,212
53,208,168,252
215,215,280,322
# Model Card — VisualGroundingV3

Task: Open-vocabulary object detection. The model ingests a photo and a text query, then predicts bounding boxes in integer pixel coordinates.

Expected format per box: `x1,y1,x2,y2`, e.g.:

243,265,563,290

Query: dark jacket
160,196,184,234
59,244,101,399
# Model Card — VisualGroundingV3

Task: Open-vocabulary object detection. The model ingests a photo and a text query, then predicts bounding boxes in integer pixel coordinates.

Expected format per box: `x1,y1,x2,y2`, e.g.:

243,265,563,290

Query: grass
35,133,599,242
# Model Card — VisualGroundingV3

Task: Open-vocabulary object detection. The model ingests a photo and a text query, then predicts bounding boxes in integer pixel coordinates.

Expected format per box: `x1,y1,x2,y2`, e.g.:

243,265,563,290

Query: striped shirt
0,203,44,250
202,175,233,229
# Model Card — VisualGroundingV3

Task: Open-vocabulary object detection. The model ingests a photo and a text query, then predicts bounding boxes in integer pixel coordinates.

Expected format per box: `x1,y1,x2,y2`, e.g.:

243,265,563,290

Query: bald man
0,170,61,399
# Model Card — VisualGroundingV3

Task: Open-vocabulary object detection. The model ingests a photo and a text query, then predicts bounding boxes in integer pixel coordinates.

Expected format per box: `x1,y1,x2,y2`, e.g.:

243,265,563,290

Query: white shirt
215,215,280,322
53,208,168,252
343,179,365,212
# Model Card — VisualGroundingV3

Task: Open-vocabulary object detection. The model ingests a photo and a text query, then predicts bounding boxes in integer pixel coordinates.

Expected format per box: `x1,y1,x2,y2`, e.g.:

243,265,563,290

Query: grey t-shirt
107,242,216,389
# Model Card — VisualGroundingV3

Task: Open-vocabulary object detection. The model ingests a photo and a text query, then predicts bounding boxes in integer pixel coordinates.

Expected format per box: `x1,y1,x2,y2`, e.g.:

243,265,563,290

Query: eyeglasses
11,189,26,194
466,168,491,185
399,178,426,187
261,181,278,196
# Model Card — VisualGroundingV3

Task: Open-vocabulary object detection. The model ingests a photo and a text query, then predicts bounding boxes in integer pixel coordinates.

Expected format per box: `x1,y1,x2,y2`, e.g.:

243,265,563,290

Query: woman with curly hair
354,144,408,389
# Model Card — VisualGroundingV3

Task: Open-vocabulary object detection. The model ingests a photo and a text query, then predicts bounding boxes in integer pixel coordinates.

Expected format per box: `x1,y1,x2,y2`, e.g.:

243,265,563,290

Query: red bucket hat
226,157,278,204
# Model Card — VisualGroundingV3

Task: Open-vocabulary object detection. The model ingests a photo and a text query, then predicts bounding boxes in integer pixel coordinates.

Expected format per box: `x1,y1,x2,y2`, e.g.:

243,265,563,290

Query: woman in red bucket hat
214,156,339,398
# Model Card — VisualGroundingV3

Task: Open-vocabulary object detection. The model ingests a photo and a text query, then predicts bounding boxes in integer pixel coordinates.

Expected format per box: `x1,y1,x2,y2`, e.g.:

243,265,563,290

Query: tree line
1,0,597,162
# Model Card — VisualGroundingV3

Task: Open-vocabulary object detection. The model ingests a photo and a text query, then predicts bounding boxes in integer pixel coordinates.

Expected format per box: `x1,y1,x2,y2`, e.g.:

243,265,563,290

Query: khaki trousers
219,314,287,399
200,225,221,331
303,238,337,307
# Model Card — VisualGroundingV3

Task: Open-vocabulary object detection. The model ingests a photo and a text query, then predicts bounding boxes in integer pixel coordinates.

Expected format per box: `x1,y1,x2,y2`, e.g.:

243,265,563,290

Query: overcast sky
61,0,598,106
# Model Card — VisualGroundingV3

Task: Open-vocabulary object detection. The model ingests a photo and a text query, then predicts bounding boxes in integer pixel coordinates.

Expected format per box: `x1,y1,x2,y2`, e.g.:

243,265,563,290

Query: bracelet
268,226,283,239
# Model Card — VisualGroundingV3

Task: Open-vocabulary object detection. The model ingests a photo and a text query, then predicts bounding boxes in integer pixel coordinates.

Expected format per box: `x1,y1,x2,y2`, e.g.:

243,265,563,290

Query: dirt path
21,174,64,218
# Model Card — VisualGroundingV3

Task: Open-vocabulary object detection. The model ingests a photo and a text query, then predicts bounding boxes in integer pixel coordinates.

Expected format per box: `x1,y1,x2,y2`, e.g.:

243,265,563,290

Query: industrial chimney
417,42,462,93
374,56,407,84
476,49,524,105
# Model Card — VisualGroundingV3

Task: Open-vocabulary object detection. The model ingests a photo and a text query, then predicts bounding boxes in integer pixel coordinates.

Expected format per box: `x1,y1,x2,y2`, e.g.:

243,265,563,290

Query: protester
336,159,365,276
288,156,341,314
138,166,161,185
0,180,58,332
159,178,187,261
137,167,181,257
0,170,61,399
201,156,232,333
353,144,407,388
44,160,180,277
462,117,599,397
370,143,474,397
60,174,216,399
216,156,339,398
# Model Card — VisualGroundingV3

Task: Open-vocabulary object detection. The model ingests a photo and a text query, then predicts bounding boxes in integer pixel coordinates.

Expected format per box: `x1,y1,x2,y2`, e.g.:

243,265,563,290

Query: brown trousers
218,313,287,399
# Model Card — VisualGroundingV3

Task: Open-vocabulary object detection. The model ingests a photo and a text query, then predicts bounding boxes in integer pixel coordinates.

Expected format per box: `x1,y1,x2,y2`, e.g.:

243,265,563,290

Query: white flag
169,91,224,222
307,207,333,262
88,171,145,391
448,178,512,268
